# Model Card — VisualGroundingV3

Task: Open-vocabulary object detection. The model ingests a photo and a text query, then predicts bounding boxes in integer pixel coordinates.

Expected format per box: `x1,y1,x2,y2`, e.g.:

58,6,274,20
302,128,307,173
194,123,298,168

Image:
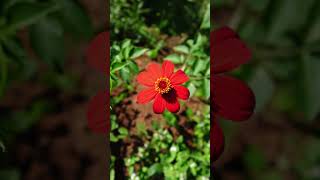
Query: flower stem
189,75,210,80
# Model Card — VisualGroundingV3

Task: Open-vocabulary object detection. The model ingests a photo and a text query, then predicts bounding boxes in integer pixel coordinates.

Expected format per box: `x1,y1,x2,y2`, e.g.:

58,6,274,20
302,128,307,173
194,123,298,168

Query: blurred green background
0,0,107,179
213,0,320,180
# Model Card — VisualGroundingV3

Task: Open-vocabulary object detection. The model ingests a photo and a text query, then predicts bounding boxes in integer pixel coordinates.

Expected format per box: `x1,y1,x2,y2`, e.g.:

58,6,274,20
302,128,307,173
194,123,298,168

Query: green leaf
136,121,147,136
3,2,59,35
147,49,159,59
300,54,320,121
120,67,130,83
128,61,139,74
110,115,118,131
194,33,207,50
147,163,163,177
111,62,129,73
110,169,115,180
200,2,210,29
121,39,131,49
249,68,274,113
163,111,177,126
164,54,182,64
202,79,210,99
30,17,65,67
173,45,189,54
110,72,117,90
119,127,128,136
187,83,196,97
56,0,93,39
192,60,207,75
110,133,118,142
131,48,148,59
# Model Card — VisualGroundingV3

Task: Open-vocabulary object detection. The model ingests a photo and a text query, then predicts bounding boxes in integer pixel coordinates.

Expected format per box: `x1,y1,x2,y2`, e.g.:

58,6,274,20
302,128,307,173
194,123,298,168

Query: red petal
87,91,109,134
212,26,238,43
174,85,190,100
166,100,180,113
137,71,155,87
86,32,109,73
170,70,189,85
211,119,224,162
213,75,255,121
211,28,251,74
153,94,166,114
163,90,180,113
137,88,157,104
162,60,174,77
146,63,162,79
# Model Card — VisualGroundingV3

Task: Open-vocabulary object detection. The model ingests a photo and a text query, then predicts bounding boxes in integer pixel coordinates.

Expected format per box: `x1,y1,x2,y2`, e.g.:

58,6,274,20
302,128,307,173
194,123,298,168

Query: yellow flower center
155,77,172,94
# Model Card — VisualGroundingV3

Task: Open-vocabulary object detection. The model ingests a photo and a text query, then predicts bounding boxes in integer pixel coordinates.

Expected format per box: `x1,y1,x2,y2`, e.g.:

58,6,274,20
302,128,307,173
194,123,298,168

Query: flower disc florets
155,77,172,94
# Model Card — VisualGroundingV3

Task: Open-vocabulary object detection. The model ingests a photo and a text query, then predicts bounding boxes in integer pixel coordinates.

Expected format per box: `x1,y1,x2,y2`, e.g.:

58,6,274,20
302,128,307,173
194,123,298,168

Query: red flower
86,31,110,134
211,27,255,161
136,60,190,114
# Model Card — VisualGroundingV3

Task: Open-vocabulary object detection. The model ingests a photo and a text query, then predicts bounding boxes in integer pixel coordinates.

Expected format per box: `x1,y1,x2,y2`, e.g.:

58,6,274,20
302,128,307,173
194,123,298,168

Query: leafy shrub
124,106,210,179
109,0,210,178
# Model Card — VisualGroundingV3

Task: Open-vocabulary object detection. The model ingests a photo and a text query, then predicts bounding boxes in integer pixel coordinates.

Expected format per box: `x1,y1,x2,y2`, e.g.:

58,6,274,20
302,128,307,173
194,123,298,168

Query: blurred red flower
86,31,109,134
136,60,190,114
211,27,255,162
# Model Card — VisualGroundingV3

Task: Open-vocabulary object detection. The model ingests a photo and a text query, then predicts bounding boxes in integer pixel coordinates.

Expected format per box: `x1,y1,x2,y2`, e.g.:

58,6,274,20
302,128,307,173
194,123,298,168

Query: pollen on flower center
155,77,172,94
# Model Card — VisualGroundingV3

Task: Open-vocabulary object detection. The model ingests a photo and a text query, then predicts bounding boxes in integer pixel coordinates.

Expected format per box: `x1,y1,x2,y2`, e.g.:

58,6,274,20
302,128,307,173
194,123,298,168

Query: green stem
189,75,210,80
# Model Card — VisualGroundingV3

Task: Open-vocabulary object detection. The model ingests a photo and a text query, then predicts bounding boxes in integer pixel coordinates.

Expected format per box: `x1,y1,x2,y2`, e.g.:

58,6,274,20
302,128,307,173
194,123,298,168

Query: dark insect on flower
136,60,190,114
211,27,255,162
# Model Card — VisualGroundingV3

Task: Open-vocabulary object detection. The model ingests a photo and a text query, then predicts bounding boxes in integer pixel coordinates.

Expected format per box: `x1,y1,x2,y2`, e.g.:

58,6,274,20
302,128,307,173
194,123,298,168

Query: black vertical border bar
210,0,214,179
106,0,111,178
210,42,213,180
